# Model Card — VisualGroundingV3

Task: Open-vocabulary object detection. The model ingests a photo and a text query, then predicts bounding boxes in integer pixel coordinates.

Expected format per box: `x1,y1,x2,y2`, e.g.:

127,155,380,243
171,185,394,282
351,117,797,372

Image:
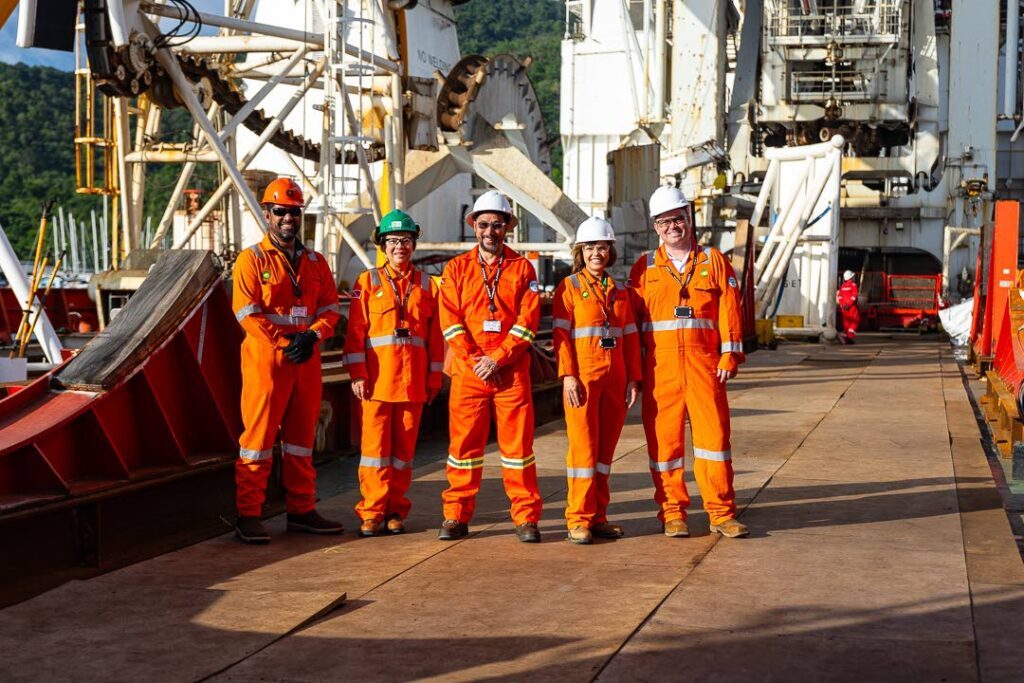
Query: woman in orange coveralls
344,209,443,536
552,217,641,544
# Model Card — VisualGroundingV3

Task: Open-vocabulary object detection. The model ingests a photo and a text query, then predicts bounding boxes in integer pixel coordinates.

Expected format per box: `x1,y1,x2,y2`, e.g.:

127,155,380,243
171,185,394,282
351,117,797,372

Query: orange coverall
344,266,444,523
553,272,642,530
233,235,340,517
628,245,745,525
439,245,543,525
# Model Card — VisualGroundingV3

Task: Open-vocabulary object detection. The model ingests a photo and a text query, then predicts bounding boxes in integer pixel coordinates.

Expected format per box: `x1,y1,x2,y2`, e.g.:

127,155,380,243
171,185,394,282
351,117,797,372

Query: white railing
765,0,902,43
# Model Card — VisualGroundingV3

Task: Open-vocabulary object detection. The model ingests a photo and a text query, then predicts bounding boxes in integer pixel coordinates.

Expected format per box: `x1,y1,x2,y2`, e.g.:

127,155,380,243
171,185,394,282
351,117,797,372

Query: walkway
2,337,1022,682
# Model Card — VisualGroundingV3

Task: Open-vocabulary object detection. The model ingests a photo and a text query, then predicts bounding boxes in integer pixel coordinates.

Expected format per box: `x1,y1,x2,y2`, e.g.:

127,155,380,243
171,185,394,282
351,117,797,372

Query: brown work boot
235,515,270,545
710,518,749,538
662,518,690,538
286,510,345,535
385,514,406,535
359,519,381,537
592,521,624,539
438,519,468,541
515,521,541,543
567,526,592,545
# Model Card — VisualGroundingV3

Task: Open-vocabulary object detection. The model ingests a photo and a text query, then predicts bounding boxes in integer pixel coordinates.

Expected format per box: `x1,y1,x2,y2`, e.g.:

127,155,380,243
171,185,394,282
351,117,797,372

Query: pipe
653,0,666,121
172,58,328,249
126,149,221,163
220,46,309,140
179,35,310,53
0,224,62,363
1006,0,1020,118
140,1,399,73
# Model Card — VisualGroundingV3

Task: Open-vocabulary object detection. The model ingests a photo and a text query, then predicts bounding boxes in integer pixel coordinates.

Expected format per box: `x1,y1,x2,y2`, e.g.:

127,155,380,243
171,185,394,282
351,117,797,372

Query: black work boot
437,519,469,540
235,515,271,544
286,510,344,535
515,522,541,543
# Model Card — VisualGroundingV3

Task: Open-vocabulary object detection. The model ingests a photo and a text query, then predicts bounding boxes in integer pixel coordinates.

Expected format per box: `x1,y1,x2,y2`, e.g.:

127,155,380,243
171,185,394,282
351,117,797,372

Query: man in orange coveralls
837,270,860,344
344,209,443,536
437,190,544,543
628,185,749,539
553,216,642,544
232,177,345,544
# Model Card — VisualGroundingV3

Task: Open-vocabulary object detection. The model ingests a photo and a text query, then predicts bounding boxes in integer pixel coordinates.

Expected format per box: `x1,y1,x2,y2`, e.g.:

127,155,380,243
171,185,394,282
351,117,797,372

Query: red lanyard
478,253,504,317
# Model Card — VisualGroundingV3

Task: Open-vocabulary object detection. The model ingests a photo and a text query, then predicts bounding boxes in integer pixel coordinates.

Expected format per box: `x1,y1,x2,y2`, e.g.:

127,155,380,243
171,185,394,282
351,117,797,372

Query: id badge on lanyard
482,319,502,333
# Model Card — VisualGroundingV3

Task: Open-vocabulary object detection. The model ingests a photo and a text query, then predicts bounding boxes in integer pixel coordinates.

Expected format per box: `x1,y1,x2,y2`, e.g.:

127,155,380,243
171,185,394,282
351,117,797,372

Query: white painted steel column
1006,0,1020,118
0,225,62,363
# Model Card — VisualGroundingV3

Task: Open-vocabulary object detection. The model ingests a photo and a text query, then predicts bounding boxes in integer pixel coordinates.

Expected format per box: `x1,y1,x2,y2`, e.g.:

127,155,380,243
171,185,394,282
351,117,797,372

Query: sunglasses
475,221,507,231
654,216,689,229
270,206,302,217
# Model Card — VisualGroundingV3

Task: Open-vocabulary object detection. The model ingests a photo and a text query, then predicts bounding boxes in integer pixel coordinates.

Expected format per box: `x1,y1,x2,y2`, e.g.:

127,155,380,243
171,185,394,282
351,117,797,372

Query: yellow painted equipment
775,315,804,329
755,318,774,345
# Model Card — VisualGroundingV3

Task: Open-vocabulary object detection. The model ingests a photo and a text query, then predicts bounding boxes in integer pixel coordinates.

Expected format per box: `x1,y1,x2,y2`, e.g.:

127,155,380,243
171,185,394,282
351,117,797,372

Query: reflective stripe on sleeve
343,352,366,365
447,454,484,470
317,303,341,315
236,303,261,322
566,467,595,478
509,325,536,342
282,443,312,457
359,455,391,468
623,323,638,335
249,245,264,259
368,269,381,287
649,457,684,472
240,447,272,461
595,462,611,475
721,341,743,353
641,319,715,332
443,324,466,340
392,458,413,471
693,447,732,462
501,454,536,469
430,361,444,372
265,313,314,326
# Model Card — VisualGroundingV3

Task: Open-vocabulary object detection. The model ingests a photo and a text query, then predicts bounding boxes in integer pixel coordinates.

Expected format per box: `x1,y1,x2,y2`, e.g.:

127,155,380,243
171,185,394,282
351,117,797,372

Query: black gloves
283,330,319,363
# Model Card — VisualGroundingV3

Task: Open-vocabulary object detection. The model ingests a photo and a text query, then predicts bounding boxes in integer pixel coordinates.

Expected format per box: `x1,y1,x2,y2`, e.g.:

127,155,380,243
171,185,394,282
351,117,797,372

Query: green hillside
0,1,565,258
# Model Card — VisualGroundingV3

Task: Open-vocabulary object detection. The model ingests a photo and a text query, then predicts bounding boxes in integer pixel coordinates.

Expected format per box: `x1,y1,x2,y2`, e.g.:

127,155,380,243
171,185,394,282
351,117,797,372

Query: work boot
385,514,406,535
515,522,541,543
359,519,381,537
710,518,749,538
437,519,468,541
662,518,690,538
235,516,271,544
286,510,345,535
591,521,625,539
567,526,592,545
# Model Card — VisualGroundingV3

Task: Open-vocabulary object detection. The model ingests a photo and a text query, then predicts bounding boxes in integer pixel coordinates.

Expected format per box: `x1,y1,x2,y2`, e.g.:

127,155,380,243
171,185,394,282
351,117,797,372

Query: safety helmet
649,185,690,219
575,216,616,244
261,177,305,207
466,190,519,229
843,270,855,281
374,209,422,245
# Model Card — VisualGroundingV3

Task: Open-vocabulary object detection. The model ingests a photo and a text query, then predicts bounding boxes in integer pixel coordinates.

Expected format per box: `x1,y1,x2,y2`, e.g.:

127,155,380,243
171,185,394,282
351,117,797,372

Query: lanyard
478,252,504,317
382,264,414,323
580,271,613,329
663,250,697,302
277,245,303,299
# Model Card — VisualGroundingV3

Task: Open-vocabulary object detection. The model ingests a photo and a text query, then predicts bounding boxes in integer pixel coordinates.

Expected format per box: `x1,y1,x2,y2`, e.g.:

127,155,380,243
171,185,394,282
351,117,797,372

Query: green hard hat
374,209,422,245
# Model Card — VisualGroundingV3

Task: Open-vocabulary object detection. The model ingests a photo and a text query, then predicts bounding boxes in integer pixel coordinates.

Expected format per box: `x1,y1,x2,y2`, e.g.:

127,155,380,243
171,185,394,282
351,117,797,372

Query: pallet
979,371,1022,459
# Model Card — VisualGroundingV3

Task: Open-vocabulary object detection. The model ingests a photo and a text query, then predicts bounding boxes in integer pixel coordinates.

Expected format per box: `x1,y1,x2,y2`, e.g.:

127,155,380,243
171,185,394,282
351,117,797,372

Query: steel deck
1,336,1022,682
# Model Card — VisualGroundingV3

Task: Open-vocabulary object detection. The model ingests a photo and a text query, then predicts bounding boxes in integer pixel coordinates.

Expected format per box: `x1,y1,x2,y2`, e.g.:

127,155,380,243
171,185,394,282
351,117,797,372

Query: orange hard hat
261,178,305,207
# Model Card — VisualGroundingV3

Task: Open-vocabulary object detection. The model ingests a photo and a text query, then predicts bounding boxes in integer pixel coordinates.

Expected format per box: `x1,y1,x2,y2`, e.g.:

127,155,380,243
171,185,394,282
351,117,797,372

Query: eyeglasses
384,237,415,248
475,220,507,231
270,206,302,217
654,216,689,229
581,244,611,253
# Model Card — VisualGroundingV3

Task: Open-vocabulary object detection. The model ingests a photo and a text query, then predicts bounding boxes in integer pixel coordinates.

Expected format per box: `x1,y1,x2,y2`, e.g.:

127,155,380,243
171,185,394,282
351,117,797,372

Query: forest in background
0,0,565,258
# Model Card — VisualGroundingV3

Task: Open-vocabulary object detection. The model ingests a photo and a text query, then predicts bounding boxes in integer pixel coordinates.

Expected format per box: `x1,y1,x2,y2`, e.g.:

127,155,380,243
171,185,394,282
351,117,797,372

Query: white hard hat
843,270,855,281
466,190,518,229
575,216,616,244
649,185,690,219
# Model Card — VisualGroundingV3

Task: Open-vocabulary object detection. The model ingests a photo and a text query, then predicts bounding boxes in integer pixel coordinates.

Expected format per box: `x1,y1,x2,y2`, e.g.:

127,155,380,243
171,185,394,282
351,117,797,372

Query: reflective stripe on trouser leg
355,399,395,522
236,341,296,516
493,375,542,525
278,357,323,515
686,356,737,524
642,366,691,523
594,372,627,524
386,402,423,520
442,373,492,524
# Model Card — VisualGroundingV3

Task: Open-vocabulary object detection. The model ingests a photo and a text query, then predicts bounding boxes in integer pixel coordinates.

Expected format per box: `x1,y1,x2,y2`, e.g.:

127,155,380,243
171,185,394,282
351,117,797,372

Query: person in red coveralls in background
837,270,860,345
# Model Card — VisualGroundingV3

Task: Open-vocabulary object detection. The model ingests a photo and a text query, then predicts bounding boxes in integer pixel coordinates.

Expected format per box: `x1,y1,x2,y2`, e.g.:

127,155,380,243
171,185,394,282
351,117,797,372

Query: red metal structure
0,287,98,342
972,201,1020,359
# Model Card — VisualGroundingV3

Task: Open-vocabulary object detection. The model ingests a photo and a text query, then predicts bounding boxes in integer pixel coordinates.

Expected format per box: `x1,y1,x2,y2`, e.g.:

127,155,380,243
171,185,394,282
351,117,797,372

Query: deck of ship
2,336,1022,682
